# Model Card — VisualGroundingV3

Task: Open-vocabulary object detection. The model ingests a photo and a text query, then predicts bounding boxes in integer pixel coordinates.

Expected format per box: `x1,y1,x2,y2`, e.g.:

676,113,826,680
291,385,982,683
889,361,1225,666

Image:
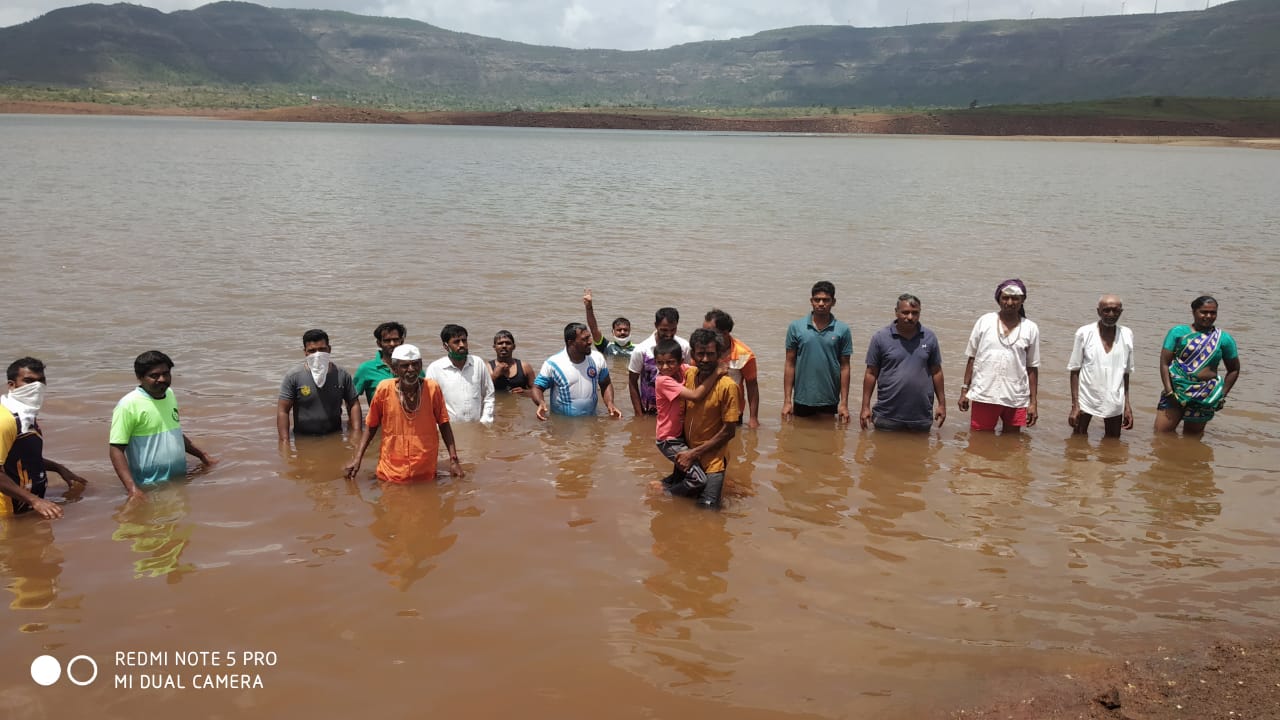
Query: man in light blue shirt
783,281,854,423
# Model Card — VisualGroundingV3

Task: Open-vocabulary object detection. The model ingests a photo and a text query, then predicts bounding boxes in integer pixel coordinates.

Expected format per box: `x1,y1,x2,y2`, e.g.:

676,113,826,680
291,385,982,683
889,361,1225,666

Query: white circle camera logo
30,655,98,686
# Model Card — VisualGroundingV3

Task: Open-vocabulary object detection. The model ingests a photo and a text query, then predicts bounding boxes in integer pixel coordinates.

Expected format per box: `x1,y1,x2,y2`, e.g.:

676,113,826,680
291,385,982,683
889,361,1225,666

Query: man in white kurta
1067,295,1135,438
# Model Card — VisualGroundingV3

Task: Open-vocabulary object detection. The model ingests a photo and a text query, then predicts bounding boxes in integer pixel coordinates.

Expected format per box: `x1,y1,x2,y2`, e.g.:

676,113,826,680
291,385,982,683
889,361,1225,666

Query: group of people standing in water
0,280,1241,516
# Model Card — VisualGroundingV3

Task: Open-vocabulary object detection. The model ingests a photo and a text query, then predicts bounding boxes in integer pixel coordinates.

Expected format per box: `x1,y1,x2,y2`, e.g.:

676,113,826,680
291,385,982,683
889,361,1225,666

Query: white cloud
3,0,1218,50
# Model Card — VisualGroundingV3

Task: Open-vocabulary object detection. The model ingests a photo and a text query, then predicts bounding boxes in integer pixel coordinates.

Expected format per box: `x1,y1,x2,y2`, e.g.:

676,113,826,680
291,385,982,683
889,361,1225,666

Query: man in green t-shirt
354,321,408,403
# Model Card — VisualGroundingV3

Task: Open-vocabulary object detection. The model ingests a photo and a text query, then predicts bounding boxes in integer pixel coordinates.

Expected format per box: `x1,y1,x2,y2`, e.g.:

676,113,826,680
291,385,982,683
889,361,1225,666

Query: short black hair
302,329,329,346
611,317,630,329
6,357,45,382
811,281,836,297
654,339,683,362
374,322,406,342
493,330,515,344
654,307,680,325
897,293,921,308
704,308,734,334
1191,295,1218,310
689,328,726,353
134,350,174,378
563,322,589,345
440,324,468,343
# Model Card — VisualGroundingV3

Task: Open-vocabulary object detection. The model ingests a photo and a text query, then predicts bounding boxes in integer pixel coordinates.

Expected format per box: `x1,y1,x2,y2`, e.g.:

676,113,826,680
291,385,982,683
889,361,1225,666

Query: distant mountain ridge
1,0,1278,107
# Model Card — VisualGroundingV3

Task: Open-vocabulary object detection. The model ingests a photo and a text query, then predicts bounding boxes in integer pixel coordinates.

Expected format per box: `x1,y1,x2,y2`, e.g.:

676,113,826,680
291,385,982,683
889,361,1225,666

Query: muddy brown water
0,115,1277,719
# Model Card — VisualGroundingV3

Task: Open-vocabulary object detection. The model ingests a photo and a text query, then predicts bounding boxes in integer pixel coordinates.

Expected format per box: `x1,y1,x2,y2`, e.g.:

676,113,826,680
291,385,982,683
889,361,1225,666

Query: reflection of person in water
1135,436,1221,531
850,432,932,538
111,484,196,581
366,482,460,591
0,520,66,610
770,417,852,527
631,499,736,685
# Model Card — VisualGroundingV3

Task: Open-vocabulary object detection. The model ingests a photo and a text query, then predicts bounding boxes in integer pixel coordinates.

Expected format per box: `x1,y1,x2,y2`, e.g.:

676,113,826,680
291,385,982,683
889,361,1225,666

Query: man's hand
62,471,88,488
674,450,696,472
343,458,361,480
126,488,148,505
747,417,761,429
536,403,550,421
958,392,970,412
781,401,794,420
200,454,219,467
1068,405,1080,429
837,403,851,424
30,497,63,520
1122,405,1134,430
606,404,623,419
1026,402,1038,427
448,458,464,478
859,407,872,430
934,403,946,427
583,288,593,307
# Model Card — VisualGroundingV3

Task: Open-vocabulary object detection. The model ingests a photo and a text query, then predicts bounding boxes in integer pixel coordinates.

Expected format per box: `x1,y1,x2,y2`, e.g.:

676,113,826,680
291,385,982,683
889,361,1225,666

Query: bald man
1067,295,1135,438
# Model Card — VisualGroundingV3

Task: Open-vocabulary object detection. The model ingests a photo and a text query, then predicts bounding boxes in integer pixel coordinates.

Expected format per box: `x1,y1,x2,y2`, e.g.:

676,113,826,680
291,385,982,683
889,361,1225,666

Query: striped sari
1165,328,1225,422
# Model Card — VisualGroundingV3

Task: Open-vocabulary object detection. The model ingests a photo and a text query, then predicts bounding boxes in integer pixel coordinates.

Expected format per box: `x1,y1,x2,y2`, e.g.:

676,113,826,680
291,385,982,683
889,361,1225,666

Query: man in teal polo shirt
783,281,854,423
354,321,407,403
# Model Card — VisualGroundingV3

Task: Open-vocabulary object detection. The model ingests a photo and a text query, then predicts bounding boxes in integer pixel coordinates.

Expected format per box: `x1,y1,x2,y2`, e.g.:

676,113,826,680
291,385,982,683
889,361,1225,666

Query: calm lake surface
0,114,1277,719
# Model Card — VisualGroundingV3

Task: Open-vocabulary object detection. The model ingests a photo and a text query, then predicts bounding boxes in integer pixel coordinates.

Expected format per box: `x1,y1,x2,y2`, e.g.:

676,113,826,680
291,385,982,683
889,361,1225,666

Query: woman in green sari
1155,296,1241,434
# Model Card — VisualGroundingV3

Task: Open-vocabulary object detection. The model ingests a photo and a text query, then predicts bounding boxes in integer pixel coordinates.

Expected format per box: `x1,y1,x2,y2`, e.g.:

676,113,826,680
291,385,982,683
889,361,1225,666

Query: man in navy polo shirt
859,294,947,432
783,281,854,423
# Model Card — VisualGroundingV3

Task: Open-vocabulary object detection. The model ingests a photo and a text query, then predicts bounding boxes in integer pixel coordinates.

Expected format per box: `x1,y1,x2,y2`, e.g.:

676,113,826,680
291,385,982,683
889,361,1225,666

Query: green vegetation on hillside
948,97,1280,123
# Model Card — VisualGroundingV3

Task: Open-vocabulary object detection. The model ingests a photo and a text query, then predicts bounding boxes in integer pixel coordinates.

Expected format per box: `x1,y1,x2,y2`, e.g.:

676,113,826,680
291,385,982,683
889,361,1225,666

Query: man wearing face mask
425,324,495,424
1,357,86,519
277,329,361,442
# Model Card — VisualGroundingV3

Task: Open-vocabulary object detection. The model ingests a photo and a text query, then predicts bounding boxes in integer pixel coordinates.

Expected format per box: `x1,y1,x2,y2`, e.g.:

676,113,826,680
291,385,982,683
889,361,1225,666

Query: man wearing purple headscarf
957,279,1041,433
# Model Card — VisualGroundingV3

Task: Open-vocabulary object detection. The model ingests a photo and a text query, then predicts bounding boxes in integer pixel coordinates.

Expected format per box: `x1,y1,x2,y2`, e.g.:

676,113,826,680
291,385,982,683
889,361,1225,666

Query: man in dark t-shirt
277,329,361,440
859,294,946,432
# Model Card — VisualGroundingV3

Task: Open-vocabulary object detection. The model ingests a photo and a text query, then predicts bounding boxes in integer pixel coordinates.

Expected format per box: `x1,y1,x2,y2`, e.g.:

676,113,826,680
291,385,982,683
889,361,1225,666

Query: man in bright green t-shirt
109,351,217,501
354,321,409,403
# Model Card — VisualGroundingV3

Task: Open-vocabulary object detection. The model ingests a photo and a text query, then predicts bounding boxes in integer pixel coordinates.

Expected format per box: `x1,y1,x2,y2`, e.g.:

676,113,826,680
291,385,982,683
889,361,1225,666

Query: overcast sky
1,0,1217,50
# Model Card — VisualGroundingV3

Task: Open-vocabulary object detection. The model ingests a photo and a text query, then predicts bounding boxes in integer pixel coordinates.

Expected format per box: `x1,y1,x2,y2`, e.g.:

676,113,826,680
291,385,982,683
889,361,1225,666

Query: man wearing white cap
344,344,463,483
958,279,1041,433
1068,295,1135,438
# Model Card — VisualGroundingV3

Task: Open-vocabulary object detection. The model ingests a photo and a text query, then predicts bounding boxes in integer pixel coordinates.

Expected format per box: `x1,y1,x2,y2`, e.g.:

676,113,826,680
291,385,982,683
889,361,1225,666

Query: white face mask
305,352,331,387
8,380,46,410
612,334,631,346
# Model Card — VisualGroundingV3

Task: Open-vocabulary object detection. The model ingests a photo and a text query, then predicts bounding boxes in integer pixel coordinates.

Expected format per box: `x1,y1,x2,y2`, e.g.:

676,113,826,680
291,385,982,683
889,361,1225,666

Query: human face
138,363,172,399
1097,298,1123,327
568,328,593,356
377,329,404,359
444,334,469,359
393,359,422,385
894,301,921,331
692,342,720,374
998,293,1024,316
654,318,678,342
654,353,681,378
8,366,45,390
1192,302,1218,331
612,321,631,340
303,340,331,356
493,335,515,360
810,292,835,318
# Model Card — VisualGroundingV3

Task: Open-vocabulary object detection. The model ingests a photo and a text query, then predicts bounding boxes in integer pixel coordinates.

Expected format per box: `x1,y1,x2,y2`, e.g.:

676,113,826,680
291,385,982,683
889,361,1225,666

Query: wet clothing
786,313,854,408
865,323,942,427
365,379,450,483
489,358,529,392
1161,325,1237,423
682,366,741,479
109,388,187,486
0,411,47,516
595,337,635,358
965,312,1041,409
628,333,691,414
1067,323,1134,419
535,349,611,417
279,362,357,435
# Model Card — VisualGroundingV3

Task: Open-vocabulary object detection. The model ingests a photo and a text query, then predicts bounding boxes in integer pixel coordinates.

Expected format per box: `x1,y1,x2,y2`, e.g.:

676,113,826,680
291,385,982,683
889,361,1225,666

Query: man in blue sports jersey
531,323,623,420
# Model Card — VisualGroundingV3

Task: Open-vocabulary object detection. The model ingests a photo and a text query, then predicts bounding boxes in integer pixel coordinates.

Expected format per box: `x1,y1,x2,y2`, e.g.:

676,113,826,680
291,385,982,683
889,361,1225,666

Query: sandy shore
2,100,1277,148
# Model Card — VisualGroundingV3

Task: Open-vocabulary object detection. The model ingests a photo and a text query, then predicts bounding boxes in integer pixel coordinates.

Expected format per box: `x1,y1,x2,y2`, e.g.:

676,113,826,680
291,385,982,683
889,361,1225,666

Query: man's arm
1121,372,1134,429
782,349,797,419
183,434,217,466
1068,369,1081,428
438,422,464,477
600,378,622,418
109,443,145,501
674,422,737,472
346,396,363,435
0,474,62,519
859,366,878,430
480,367,496,424
745,378,761,429
837,355,852,424
627,371,643,416
530,385,550,421
44,458,87,487
583,289,604,345
675,367,727,401
931,364,947,426
343,423,378,479
276,398,293,442
958,357,975,411
1026,366,1039,426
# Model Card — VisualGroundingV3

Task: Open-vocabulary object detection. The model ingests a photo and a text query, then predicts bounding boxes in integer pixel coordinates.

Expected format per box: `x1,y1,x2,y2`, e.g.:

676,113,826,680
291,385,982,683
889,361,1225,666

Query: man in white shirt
1068,295,1135,438
425,325,495,424
627,307,691,416
958,279,1041,433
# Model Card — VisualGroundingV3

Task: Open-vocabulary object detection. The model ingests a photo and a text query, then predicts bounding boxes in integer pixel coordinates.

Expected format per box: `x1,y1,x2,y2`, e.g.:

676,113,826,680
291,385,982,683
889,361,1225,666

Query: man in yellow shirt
675,328,741,509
